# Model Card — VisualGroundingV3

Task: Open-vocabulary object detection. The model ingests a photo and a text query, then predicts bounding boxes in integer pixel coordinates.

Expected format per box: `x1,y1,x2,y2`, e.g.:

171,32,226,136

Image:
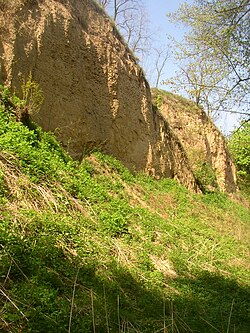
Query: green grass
151,88,203,112
0,88,249,332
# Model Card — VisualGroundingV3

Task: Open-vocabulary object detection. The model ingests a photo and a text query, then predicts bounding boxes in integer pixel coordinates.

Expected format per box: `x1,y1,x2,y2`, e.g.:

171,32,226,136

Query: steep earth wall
154,91,238,192
0,0,200,192
0,0,237,192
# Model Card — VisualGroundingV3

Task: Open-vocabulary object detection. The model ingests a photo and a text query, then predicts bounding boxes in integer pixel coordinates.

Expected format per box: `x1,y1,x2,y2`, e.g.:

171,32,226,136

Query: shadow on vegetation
1,231,249,333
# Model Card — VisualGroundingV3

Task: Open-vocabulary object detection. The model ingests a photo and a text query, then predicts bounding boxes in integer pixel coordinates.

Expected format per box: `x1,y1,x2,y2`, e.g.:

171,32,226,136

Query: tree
228,120,250,191
98,1,171,83
98,0,151,59
98,0,109,7
98,0,110,8
167,0,250,118
166,54,228,119
153,47,170,88
98,0,142,22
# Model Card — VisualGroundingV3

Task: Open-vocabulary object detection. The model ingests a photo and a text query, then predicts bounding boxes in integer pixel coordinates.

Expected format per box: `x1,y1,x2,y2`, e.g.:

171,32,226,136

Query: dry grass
1,152,57,211
150,255,177,279
0,152,92,219
110,239,138,269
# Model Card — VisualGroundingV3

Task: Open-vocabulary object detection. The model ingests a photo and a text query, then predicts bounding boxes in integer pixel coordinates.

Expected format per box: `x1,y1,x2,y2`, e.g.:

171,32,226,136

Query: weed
193,161,218,192
21,73,43,117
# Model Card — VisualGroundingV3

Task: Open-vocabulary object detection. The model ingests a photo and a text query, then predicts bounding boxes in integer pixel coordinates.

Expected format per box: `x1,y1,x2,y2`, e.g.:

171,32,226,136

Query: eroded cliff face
0,0,200,192
153,91,238,193
0,0,236,193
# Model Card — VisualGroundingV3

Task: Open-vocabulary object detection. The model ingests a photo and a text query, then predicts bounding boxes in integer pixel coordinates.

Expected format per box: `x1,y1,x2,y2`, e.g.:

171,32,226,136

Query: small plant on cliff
193,161,218,192
187,146,218,192
0,75,43,129
21,73,44,116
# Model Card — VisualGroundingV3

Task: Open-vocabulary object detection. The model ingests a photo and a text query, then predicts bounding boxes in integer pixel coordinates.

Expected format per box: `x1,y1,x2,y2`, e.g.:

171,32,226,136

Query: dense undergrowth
0,87,249,332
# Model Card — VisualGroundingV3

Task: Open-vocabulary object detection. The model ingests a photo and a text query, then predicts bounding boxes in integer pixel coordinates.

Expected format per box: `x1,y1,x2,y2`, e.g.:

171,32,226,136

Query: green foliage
228,121,250,191
0,115,71,182
0,88,249,332
167,0,250,117
0,168,7,199
156,93,163,108
193,161,218,192
0,85,11,103
0,85,71,182
21,73,44,116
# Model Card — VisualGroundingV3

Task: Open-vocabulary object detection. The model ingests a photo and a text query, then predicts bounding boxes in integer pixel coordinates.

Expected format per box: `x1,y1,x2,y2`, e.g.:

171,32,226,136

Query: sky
143,0,187,82
145,0,184,40
141,0,184,84
140,0,242,135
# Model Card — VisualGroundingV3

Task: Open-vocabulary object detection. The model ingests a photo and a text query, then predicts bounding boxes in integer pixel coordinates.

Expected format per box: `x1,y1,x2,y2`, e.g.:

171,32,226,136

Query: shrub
193,161,218,192
228,121,250,192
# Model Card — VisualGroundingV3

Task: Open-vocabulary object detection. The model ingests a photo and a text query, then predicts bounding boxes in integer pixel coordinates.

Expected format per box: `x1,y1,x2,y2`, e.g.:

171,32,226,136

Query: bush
193,161,218,192
228,121,250,192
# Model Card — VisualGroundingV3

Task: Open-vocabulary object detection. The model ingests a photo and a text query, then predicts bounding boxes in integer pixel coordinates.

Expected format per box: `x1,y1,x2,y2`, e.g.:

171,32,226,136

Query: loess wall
0,0,237,192
154,91,238,193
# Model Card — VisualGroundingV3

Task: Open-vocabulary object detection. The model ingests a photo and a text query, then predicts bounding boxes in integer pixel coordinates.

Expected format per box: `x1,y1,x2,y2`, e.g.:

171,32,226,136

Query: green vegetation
167,0,249,118
228,121,250,194
192,161,218,192
152,88,197,109
0,87,250,332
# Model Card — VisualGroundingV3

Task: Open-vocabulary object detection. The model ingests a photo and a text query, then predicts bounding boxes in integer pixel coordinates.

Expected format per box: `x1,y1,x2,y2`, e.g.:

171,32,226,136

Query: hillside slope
0,88,249,332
